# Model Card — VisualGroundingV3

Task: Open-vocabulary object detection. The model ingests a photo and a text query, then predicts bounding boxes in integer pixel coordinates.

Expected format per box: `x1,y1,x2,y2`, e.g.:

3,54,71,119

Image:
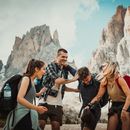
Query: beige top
107,79,126,102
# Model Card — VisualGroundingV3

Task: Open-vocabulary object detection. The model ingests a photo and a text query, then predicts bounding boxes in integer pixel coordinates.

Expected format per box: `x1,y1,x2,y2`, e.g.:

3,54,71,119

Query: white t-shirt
38,85,63,106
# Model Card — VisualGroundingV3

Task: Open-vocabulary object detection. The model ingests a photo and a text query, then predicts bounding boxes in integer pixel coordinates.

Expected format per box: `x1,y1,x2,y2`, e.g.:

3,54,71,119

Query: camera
48,89,59,97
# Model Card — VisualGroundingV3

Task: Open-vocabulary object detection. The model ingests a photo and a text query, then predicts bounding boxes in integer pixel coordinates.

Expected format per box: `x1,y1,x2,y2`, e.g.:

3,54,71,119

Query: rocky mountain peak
4,24,61,78
0,60,3,72
13,36,22,50
100,6,125,50
124,6,130,37
114,5,126,22
88,6,130,75
53,30,60,45
116,6,130,74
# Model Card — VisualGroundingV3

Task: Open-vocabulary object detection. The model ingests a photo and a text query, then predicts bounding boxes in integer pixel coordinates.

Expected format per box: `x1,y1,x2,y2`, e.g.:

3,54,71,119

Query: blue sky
0,0,129,67
69,0,130,67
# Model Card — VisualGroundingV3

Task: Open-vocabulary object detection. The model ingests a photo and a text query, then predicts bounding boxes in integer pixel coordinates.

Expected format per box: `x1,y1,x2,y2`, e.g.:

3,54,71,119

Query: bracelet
88,103,92,107
122,109,127,111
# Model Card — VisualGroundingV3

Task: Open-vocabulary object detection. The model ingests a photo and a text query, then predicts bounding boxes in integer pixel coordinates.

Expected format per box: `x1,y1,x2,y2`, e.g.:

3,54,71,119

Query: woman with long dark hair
4,59,47,130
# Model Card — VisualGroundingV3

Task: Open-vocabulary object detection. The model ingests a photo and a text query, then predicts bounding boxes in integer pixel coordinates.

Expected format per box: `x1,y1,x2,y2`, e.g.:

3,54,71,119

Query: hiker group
0,48,130,130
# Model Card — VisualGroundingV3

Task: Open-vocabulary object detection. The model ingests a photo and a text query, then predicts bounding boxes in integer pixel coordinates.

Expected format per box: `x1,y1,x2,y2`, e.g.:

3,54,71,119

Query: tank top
18,77,36,104
107,79,126,102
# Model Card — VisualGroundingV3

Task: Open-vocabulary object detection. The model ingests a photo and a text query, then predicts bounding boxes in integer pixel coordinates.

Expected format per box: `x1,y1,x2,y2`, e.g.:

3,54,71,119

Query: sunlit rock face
0,60,4,80
88,6,129,75
4,25,61,78
117,6,130,74
0,60,3,72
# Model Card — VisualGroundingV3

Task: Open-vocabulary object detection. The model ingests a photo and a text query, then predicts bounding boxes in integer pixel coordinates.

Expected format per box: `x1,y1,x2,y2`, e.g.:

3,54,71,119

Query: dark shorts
38,103,63,126
108,102,130,118
81,107,101,130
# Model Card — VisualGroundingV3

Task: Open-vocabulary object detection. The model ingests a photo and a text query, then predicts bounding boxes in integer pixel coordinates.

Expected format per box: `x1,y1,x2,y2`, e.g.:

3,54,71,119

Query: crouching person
38,48,78,130
77,67,101,130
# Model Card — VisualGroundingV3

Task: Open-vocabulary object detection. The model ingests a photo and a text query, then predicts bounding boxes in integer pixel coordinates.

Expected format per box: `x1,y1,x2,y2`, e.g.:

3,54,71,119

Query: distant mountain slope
4,24,61,78
88,6,130,75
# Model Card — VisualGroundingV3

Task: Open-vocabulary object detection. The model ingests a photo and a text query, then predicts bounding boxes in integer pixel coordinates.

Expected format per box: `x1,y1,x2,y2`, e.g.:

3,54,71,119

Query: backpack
124,75,130,88
116,75,130,90
99,90,109,108
79,74,109,108
94,73,109,108
78,75,109,118
0,74,31,119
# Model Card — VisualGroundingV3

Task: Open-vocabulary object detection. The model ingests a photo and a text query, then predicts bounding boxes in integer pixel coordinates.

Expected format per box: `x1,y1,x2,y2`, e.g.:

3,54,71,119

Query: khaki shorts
38,103,63,126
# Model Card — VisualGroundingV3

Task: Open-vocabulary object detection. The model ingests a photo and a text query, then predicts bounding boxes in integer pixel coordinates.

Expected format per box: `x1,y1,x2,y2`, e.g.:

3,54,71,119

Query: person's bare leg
107,114,118,130
39,120,46,130
83,127,91,130
51,121,60,130
121,112,130,130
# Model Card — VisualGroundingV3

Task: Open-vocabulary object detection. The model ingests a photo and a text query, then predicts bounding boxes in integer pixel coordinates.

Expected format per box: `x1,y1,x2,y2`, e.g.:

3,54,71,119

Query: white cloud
0,0,99,64
76,0,99,20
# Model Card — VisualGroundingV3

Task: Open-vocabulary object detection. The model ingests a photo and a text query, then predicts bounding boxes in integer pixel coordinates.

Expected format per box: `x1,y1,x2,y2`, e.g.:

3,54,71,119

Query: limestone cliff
116,6,130,74
0,60,3,72
5,25,61,78
0,60,4,80
88,5,130,75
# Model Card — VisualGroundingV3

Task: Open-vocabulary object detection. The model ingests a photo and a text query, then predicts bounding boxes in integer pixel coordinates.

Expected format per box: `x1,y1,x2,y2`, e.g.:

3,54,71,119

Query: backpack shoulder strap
116,75,130,90
115,76,122,90
123,75,130,88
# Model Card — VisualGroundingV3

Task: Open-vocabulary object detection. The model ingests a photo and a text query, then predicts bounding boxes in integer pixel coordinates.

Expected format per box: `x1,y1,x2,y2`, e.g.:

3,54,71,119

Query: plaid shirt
42,62,62,89
42,62,76,89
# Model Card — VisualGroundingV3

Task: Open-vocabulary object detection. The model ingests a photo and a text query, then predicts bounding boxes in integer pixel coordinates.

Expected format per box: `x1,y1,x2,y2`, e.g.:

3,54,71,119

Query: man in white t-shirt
38,48,78,130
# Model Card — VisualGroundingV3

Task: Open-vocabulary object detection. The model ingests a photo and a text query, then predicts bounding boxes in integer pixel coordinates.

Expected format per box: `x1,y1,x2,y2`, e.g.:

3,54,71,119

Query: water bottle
4,83,11,99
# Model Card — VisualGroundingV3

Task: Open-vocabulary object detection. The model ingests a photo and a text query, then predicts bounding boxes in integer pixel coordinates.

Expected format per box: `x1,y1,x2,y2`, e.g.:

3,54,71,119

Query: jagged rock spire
5,24,61,78
88,5,130,75
116,6,130,74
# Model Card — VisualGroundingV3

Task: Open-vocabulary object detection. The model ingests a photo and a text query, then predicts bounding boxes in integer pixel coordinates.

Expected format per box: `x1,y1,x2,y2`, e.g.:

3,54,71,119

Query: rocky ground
0,123,107,130
44,123,107,130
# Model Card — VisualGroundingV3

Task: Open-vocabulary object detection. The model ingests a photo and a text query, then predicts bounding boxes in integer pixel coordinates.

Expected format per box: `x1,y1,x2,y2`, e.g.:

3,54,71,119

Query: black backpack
99,90,109,108
0,74,31,119
83,73,109,108
78,74,109,118
91,76,109,108
94,74,109,108
86,74,109,108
